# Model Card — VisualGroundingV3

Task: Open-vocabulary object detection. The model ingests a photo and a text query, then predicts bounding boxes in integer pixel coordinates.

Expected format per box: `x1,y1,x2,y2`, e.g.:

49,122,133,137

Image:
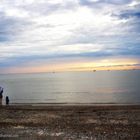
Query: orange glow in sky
1,58,139,74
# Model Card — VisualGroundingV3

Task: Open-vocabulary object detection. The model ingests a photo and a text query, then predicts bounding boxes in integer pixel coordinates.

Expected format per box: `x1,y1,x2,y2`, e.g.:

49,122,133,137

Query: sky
0,0,140,74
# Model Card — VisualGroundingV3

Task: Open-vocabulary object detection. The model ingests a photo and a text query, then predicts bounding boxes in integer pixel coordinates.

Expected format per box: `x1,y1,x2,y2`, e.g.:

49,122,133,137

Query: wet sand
0,105,140,140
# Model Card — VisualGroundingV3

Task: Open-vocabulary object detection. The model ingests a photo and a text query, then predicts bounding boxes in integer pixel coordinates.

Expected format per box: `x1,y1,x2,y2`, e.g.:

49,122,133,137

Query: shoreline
3,102,140,106
1,104,140,109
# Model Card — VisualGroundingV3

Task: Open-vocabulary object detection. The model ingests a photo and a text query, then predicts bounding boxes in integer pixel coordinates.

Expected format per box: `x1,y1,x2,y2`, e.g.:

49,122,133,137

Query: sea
0,70,140,104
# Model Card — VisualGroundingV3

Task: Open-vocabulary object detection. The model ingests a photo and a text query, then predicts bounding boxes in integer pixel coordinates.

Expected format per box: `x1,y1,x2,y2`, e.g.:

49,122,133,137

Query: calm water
0,70,140,104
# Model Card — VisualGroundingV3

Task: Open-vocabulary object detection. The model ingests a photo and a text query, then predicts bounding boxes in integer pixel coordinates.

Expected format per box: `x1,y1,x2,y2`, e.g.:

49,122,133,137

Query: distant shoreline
7,102,140,106
0,69,140,75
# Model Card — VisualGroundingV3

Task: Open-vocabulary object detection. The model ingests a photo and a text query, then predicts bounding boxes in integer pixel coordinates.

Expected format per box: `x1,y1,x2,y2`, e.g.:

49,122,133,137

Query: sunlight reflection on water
0,70,140,104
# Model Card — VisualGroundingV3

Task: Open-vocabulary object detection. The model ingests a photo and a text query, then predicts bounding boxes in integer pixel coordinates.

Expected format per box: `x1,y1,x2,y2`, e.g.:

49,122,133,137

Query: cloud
79,0,132,7
119,11,140,19
0,0,140,72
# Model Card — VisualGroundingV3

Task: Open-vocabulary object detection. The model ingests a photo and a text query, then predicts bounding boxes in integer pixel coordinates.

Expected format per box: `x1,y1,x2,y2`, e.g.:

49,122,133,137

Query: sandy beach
0,104,140,140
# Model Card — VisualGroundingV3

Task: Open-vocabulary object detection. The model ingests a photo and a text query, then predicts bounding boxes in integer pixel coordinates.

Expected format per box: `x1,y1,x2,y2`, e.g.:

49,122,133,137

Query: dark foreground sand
0,104,140,140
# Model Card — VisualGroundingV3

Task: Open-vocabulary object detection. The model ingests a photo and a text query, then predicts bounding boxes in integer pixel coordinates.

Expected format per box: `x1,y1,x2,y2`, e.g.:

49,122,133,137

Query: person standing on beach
6,96,10,105
0,87,3,105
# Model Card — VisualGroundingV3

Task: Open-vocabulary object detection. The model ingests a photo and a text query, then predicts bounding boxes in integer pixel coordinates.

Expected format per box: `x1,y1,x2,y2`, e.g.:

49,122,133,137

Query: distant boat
93,70,96,72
